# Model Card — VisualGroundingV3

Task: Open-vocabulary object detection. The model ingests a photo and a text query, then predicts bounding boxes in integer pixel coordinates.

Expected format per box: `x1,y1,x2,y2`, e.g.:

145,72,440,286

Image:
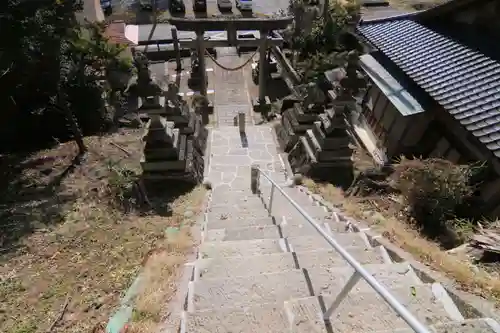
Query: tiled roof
357,19,500,157
105,21,136,46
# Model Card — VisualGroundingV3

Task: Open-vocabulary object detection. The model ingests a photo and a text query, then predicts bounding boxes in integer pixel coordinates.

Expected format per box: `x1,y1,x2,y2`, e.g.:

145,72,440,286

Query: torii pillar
196,29,207,97
253,29,271,113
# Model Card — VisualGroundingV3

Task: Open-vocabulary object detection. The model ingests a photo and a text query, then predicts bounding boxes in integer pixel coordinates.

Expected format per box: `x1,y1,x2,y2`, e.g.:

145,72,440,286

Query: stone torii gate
169,17,293,111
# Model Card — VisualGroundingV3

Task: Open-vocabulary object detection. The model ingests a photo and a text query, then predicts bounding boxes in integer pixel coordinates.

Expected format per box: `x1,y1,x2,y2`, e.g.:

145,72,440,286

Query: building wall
361,84,432,159
366,84,500,217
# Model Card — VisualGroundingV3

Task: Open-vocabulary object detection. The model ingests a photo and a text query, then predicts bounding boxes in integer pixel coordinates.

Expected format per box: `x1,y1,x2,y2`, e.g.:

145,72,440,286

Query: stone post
228,28,237,46
238,112,245,133
172,27,182,71
250,164,260,194
196,30,207,97
258,30,268,103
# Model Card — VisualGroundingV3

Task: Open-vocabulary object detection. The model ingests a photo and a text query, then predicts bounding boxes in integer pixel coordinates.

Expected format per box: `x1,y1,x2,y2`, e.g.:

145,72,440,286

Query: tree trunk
58,93,87,157
67,108,87,156
322,0,328,21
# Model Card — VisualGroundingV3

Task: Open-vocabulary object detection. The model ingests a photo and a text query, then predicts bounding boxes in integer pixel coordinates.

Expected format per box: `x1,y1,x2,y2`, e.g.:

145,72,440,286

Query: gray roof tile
357,19,500,158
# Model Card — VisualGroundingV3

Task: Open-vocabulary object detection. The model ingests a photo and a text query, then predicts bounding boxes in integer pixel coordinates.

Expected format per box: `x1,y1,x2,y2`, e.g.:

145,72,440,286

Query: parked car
140,0,154,10
235,0,252,11
193,0,207,12
217,0,232,11
100,0,112,15
170,0,186,13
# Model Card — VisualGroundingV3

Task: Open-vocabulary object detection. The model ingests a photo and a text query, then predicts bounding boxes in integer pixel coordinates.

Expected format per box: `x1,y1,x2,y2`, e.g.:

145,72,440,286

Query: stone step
281,216,351,233
206,209,270,223
267,204,333,222
205,225,282,241
210,184,272,194
206,216,276,230
189,269,311,312
393,318,500,333
260,186,318,207
432,319,500,333
208,198,263,209
199,238,287,258
295,246,390,270
195,251,297,280
194,246,390,280
287,234,371,252
185,282,464,332
183,302,289,333
306,262,423,296
205,221,347,241
207,203,267,216
285,283,463,333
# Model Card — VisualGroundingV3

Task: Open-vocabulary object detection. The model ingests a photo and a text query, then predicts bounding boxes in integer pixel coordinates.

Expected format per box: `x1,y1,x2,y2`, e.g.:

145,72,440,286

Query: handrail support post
251,164,260,194
323,271,360,320
268,183,275,215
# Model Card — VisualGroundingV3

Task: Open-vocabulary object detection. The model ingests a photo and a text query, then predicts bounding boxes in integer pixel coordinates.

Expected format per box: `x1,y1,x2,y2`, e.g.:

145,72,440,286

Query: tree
281,0,361,81
0,0,133,154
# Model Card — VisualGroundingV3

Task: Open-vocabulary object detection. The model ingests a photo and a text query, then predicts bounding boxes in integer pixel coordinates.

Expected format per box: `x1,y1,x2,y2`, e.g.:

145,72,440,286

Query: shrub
392,157,482,239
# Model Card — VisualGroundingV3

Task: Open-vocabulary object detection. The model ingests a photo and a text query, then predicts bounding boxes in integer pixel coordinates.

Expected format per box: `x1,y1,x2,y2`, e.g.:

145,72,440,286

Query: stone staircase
168,126,500,333
175,181,500,332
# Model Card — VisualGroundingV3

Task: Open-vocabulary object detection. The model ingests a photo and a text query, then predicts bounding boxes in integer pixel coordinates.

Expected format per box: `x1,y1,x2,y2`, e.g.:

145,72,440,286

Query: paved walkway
206,125,286,189
212,47,255,126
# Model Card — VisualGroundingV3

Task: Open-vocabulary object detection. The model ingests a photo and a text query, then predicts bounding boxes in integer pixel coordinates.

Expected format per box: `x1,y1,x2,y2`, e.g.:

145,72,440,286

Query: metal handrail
253,167,432,333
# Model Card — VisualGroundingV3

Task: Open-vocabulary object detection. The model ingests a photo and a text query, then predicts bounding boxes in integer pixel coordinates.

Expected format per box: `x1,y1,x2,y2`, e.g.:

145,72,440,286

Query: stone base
206,102,214,114
252,96,271,113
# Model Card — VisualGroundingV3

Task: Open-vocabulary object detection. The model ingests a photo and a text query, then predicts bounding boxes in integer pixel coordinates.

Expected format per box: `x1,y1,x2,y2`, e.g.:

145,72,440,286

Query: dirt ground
0,129,205,333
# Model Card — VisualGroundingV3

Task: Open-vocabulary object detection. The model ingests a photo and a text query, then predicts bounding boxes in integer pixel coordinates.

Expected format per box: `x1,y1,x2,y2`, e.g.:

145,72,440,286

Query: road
109,0,290,23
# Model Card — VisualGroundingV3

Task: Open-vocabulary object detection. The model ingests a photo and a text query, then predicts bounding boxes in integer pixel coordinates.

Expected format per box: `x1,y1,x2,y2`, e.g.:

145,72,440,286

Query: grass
303,178,500,305
126,186,206,333
0,129,206,333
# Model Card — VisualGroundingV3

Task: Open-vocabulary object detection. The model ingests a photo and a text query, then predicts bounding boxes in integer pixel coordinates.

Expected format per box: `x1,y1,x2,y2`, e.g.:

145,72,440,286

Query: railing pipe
256,168,432,333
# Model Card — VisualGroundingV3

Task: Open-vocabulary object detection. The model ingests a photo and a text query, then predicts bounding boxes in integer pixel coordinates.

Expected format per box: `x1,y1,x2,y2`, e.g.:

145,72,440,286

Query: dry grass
303,178,500,305
127,187,206,333
0,130,206,333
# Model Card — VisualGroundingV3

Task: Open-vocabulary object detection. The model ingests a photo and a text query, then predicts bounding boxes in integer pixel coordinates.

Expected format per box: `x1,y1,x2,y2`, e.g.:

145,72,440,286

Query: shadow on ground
0,152,79,255
139,180,198,217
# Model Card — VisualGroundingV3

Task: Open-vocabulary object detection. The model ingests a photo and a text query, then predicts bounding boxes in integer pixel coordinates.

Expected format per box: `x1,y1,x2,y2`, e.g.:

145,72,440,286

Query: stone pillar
172,27,182,71
228,28,237,46
196,30,207,97
258,30,268,103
